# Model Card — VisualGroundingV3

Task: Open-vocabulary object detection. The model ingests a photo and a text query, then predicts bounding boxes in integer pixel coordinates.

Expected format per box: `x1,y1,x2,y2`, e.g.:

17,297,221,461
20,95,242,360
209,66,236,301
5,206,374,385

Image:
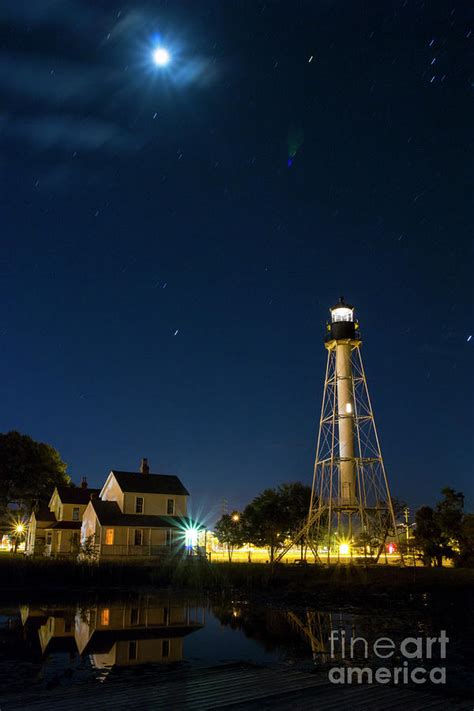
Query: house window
167,499,175,515
163,607,169,625
64,619,72,633
129,641,137,660
134,529,143,546
130,608,139,625
46,532,52,546
101,608,110,626
72,507,80,521
71,532,79,550
162,640,170,658
166,529,173,546
105,529,114,545
135,497,144,513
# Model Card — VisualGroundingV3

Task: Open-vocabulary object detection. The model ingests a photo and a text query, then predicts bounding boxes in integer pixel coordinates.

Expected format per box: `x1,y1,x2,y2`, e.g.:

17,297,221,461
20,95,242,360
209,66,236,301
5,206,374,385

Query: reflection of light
185,528,198,547
152,47,170,66
339,542,350,555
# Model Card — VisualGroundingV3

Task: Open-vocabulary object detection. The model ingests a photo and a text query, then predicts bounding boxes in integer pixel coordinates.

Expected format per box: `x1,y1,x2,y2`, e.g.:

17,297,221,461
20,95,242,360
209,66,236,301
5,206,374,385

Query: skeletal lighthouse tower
303,298,400,561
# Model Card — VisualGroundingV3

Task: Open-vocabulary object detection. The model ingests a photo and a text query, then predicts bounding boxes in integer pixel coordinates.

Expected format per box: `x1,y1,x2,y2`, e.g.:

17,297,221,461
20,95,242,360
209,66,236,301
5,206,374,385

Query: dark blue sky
0,1,472,519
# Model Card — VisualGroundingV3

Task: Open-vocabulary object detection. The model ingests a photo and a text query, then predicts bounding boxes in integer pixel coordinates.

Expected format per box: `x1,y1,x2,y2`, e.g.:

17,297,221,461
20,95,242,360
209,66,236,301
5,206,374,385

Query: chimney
140,458,150,475
81,477,88,489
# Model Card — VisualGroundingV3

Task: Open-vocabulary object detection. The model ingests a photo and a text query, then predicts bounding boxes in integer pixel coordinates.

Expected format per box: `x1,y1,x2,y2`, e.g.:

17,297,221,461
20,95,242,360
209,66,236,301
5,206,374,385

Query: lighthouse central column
335,342,356,505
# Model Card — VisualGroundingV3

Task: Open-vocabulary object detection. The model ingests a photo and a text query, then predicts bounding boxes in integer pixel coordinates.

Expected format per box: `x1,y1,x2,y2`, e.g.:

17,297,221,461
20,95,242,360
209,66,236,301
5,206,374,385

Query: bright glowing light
231,513,240,522
152,47,170,66
13,522,25,535
185,528,198,548
387,543,396,555
345,403,352,414
339,542,350,555
331,306,353,322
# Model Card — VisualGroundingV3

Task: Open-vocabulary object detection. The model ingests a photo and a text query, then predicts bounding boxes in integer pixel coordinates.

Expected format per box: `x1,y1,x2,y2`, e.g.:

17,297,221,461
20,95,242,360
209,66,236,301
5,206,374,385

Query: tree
436,487,464,542
0,431,70,514
458,513,474,567
277,482,312,559
214,512,246,561
414,506,443,566
414,488,465,566
243,488,290,563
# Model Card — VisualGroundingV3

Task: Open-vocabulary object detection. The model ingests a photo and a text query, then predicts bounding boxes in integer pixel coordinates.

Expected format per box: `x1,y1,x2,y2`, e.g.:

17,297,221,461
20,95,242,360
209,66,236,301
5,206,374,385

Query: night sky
1,1,472,520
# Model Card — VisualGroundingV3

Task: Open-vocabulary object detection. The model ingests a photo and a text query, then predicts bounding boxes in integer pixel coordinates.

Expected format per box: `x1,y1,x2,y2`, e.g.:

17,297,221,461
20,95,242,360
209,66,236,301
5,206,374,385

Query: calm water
0,590,472,704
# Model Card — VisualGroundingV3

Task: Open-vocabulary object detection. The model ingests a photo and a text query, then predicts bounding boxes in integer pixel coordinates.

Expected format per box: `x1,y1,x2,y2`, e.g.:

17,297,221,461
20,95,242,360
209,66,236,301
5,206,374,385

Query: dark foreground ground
0,555,473,603
2,661,472,711
0,560,472,710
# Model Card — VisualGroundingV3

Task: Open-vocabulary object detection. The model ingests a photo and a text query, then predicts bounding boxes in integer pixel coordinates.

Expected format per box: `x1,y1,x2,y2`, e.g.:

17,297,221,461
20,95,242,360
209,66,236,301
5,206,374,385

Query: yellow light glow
345,403,352,414
231,513,240,522
14,523,25,535
339,542,350,555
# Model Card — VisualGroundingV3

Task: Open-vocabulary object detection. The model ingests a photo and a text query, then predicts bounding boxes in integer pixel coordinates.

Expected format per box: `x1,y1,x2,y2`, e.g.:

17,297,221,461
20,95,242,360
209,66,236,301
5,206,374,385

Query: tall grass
1,554,473,595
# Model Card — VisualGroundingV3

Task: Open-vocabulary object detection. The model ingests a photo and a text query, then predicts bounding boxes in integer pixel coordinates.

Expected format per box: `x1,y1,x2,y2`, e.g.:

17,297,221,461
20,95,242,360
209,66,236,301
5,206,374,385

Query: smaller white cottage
81,458,195,558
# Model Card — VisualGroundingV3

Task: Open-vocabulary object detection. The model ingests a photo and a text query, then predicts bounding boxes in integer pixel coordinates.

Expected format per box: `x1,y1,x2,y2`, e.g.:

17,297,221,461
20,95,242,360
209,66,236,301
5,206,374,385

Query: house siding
122,491,187,516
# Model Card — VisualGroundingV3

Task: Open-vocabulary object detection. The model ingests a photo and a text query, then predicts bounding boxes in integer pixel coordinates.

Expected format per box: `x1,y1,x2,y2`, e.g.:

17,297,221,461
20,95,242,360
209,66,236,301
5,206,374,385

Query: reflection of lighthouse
276,298,401,563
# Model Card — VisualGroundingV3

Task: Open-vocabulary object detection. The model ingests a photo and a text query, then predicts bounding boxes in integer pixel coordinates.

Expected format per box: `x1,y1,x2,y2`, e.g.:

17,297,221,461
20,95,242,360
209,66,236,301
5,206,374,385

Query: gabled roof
55,486,100,505
48,521,82,530
90,499,198,529
109,471,189,496
33,507,56,523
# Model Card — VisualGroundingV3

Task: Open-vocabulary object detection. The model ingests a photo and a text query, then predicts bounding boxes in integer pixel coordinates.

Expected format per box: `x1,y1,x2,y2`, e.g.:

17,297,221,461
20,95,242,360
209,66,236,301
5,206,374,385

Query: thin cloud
0,54,116,105
0,114,142,153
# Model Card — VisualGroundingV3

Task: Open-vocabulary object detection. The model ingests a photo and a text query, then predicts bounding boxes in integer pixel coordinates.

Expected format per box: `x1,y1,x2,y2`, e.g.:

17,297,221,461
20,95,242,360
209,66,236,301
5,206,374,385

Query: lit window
134,529,143,546
135,497,143,514
105,529,114,545
167,499,175,515
72,508,80,521
162,639,170,658
101,608,110,626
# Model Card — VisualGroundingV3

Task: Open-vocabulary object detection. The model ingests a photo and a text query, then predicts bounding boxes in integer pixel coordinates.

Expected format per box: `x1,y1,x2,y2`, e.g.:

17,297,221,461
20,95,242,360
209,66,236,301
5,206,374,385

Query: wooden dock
2,662,471,710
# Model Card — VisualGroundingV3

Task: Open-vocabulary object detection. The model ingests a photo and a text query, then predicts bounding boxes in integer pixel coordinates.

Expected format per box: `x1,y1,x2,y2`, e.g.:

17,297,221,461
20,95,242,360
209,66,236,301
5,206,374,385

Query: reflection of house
20,598,204,672
81,458,195,558
75,599,204,669
20,605,77,654
25,479,99,556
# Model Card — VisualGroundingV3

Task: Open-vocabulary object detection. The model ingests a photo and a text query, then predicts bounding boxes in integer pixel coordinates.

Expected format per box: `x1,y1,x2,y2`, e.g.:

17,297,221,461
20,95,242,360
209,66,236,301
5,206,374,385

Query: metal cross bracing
276,338,403,564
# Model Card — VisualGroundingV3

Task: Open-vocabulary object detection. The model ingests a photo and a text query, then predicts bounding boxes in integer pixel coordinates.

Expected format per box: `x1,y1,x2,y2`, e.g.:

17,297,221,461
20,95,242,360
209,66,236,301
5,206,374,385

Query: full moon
152,47,170,66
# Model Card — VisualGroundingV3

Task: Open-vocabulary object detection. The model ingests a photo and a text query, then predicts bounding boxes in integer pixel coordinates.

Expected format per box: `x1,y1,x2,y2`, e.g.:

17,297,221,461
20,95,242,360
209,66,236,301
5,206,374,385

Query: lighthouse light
331,306,353,323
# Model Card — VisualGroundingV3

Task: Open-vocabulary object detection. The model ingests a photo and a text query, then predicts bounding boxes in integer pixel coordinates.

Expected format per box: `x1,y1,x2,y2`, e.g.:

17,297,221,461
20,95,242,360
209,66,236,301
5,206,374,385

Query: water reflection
14,596,205,687
0,593,471,698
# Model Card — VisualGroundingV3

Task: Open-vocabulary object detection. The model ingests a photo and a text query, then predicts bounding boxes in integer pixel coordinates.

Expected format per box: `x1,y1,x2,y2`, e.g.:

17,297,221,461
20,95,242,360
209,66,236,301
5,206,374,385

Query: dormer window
72,507,80,521
135,497,144,513
167,499,175,515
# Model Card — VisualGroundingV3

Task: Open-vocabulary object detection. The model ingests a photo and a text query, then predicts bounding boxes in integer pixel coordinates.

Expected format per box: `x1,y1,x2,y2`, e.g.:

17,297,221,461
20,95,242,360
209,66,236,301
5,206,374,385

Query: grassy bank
1,555,473,602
